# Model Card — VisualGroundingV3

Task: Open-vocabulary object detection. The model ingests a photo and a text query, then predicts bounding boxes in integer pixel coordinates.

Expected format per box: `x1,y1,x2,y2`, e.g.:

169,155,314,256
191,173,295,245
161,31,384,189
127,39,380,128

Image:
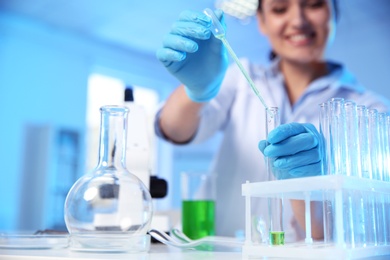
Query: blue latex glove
258,123,324,179
155,9,228,102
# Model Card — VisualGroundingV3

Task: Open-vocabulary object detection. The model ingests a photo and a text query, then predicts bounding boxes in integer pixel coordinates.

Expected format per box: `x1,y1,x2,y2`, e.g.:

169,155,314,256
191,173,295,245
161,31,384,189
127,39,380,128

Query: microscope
124,88,169,236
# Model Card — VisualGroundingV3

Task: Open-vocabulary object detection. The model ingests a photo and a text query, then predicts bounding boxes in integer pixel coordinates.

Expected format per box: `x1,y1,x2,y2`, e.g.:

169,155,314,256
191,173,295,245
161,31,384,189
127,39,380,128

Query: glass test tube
385,115,390,245
319,102,333,243
386,115,390,182
343,101,359,247
357,106,372,179
357,105,371,246
383,114,390,245
378,113,389,245
329,98,347,245
378,113,388,181
368,109,382,245
368,109,380,180
329,98,347,175
344,101,361,176
319,102,331,175
265,107,284,246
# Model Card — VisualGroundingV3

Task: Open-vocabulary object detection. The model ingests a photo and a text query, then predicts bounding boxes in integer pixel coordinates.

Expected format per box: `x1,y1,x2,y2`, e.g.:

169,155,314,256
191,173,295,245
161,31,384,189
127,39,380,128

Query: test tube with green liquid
266,107,285,245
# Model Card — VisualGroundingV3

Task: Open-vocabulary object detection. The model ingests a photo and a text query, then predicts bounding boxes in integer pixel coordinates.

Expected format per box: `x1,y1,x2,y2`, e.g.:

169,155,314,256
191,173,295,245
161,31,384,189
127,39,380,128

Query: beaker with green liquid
181,171,216,240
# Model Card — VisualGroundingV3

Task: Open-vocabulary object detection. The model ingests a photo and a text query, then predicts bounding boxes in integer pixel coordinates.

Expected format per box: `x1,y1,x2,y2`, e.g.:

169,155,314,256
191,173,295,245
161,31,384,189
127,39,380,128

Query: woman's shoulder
326,60,390,113
325,60,364,92
353,89,390,113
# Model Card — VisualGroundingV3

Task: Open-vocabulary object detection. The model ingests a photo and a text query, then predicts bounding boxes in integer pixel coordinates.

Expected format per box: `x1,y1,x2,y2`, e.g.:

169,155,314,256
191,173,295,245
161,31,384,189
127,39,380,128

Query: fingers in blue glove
258,122,325,179
289,162,322,177
170,21,212,40
263,123,320,156
271,162,322,179
273,149,322,169
178,10,213,25
267,122,307,143
263,132,318,157
156,36,195,63
156,9,228,103
156,11,212,63
258,140,267,154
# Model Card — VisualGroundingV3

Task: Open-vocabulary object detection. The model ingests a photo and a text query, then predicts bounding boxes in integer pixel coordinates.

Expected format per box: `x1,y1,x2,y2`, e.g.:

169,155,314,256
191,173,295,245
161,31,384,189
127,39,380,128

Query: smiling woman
257,0,338,62
255,0,337,103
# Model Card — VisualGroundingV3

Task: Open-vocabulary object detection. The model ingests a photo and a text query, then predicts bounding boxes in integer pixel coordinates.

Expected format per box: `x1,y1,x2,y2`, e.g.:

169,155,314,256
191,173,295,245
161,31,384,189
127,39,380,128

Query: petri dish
0,234,69,249
69,233,150,253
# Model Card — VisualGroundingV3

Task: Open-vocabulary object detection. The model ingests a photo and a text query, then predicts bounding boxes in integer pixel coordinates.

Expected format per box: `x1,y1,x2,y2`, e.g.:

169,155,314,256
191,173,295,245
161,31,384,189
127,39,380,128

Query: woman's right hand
156,9,228,102
258,123,325,179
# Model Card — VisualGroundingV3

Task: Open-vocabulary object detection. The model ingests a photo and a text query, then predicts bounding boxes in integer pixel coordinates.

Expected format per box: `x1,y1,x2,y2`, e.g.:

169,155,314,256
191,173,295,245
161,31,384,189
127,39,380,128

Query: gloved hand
258,123,325,179
155,9,228,102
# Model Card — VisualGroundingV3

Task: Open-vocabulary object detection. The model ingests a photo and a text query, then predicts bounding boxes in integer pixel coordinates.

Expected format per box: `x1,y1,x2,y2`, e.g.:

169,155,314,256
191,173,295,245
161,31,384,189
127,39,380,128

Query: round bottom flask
64,106,153,252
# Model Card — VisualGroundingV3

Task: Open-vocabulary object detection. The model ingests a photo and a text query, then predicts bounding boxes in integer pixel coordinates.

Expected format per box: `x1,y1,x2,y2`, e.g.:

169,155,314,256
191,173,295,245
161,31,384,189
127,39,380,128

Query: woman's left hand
258,123,325,179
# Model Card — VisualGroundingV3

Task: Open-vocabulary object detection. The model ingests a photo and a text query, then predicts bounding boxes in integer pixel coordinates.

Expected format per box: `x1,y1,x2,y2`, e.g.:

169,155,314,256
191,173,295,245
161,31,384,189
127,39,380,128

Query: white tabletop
0,243,243,260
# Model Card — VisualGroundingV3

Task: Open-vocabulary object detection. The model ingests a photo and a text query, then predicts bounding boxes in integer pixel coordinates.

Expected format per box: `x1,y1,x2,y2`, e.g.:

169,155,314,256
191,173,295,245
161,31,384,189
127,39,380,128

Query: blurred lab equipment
124,87,167,198
123,87,169,239
17,125,81,232
124,88,151,189
64,105,153,252
181,171,215,240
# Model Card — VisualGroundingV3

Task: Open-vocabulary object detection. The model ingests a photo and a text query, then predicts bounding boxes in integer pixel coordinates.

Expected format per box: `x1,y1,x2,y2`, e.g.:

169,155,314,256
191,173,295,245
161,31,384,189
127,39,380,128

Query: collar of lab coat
265,58,366,94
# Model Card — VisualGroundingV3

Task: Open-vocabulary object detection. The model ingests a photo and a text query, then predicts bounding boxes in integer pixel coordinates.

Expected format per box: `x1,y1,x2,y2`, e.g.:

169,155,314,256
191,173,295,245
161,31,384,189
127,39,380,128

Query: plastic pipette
203,8,269,112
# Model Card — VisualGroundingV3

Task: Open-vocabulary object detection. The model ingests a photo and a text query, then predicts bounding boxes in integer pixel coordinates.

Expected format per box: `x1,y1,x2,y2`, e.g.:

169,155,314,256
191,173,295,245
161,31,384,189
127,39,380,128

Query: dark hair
257,0,339,61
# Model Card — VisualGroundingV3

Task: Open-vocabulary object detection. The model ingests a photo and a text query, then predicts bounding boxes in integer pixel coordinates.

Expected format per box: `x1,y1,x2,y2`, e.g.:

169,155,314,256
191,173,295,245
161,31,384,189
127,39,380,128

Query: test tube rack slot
242,175,390,259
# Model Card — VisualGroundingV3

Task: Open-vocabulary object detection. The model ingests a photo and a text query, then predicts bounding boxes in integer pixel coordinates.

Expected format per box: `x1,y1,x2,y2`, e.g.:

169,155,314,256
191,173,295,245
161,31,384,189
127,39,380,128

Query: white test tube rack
242,175,390,259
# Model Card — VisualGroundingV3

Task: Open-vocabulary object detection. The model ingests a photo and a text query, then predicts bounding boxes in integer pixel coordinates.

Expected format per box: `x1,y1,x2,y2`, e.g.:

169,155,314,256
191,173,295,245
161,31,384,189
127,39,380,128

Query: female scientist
155,0,390,241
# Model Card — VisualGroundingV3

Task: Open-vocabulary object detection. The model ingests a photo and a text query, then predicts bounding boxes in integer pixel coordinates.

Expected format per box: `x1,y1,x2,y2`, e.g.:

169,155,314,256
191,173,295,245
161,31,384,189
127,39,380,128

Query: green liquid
270,231,285,245
182,200,215,240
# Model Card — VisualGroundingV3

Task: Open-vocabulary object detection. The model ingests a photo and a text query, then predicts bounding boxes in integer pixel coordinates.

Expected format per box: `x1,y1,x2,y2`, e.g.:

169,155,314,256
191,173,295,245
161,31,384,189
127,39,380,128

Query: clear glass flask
265,107,284,246
64,105,153,252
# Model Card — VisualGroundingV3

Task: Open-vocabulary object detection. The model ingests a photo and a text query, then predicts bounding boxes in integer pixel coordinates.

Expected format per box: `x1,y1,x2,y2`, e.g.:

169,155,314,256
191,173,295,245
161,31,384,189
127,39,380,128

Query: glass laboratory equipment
242,98,390,259
329,98,346,175
319,102,333,243
64,105,153,252
181,171,215,240
344,101,360,177
343,101,359,247
367,109,383,245
265,107,284,246
378,113,389,245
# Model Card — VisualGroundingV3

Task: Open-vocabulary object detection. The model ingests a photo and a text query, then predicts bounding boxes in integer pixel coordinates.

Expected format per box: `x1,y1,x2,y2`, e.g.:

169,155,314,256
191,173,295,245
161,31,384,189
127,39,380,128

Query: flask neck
97,106,129,170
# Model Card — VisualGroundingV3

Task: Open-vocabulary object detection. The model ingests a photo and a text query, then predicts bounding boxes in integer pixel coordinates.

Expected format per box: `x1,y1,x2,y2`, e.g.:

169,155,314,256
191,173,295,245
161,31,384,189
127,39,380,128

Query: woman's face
258,0,334,63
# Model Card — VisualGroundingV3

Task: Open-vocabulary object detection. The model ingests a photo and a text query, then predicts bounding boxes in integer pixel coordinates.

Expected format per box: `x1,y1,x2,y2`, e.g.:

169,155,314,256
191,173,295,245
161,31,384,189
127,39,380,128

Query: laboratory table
2,243,390,260
0,244,243,260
